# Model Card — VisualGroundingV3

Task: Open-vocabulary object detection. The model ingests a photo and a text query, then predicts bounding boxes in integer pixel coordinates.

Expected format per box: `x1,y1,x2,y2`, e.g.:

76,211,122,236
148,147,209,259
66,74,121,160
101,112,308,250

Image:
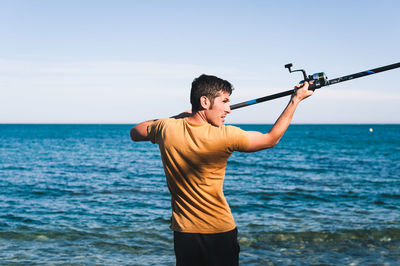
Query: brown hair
190,74,233,112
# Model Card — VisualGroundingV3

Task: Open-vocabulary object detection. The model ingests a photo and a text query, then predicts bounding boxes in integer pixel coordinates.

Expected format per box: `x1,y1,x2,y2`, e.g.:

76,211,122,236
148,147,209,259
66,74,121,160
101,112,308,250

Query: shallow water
1,124,399,265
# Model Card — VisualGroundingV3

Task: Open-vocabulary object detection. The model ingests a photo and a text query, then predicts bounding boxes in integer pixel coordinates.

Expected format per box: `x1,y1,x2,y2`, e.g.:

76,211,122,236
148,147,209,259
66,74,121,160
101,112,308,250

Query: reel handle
285,63,327,92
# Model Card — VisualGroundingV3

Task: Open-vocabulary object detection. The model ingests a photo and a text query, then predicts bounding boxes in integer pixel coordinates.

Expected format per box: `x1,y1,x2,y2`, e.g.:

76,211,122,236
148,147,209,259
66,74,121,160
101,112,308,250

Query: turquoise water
1,124,399,265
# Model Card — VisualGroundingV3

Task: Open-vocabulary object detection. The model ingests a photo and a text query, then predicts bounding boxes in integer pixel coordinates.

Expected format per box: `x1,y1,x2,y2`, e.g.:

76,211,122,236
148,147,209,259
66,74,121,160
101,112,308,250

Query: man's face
205,91,231,127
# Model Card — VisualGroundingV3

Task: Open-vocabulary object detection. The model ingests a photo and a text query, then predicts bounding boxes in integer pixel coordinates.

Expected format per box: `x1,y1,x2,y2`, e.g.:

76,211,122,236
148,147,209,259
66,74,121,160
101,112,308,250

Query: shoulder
147,118,177,143
203,124,247,137
149,117,185,135
222,125,250,152
151,117,176,128
223,124,247,135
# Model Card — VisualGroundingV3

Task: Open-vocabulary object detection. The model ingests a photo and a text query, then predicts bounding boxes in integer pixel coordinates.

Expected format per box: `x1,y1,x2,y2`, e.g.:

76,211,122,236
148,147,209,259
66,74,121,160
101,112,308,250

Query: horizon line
1,122,399,125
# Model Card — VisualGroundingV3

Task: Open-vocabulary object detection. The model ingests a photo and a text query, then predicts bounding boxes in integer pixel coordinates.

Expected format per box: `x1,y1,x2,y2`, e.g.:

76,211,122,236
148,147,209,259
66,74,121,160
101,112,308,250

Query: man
130,74,313,265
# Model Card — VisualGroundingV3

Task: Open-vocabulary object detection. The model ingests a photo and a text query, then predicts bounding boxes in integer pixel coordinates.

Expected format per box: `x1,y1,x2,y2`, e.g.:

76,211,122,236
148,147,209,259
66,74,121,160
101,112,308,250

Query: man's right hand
171,110,192,119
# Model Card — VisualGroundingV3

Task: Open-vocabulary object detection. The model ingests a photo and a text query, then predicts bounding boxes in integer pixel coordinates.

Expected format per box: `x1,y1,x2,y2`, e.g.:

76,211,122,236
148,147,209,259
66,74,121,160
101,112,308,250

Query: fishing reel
285,63,328,91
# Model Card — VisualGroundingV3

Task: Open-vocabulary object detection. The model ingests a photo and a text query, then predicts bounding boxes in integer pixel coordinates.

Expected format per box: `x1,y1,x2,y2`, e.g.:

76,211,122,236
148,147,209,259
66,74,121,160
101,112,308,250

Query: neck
187,110,207,125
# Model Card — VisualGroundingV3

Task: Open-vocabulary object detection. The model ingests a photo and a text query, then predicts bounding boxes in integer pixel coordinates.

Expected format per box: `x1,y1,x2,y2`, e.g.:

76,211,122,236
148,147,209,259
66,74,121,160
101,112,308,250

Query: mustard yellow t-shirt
147,117,249,233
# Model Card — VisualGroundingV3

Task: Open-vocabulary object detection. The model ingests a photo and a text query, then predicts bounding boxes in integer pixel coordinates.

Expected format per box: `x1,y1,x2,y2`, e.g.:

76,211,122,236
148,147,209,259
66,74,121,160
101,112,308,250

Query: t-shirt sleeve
147,118,167,144
225,125,250,152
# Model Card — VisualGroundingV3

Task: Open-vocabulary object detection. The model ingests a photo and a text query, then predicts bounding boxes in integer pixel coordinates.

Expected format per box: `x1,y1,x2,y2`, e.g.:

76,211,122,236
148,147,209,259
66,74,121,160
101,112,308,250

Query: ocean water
0,124,399,265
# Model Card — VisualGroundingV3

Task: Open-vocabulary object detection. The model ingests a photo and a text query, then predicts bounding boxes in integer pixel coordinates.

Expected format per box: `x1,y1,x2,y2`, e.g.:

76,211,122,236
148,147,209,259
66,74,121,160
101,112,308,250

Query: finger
303,82,309,90
295,83,304,89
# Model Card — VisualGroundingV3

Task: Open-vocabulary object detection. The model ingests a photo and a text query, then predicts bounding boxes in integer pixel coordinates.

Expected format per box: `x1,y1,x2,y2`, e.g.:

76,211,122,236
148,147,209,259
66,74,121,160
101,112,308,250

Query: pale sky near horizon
1,0,399,124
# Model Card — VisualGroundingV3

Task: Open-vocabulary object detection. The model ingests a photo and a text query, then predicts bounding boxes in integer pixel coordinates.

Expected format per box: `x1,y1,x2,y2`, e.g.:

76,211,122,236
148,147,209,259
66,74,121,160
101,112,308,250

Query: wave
228,159,338,175
239,227,400,247
0,227,169,245
0,166,30,171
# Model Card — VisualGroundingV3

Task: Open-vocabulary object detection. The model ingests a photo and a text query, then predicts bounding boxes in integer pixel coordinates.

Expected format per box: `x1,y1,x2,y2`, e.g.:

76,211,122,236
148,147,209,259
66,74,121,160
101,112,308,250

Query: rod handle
299,81,317,91
308,82,316,91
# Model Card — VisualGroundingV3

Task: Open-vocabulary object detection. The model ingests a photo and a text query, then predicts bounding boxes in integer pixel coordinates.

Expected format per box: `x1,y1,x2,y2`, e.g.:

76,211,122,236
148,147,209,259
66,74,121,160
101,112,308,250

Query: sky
1,0,399,124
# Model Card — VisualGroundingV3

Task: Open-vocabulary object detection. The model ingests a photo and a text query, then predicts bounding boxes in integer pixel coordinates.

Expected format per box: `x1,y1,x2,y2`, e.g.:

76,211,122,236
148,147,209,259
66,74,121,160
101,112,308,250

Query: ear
200,96,210,109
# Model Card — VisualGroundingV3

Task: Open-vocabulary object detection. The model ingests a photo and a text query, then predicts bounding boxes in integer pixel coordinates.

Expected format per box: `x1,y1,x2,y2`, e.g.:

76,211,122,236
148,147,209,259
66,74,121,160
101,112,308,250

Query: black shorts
173,228,240,266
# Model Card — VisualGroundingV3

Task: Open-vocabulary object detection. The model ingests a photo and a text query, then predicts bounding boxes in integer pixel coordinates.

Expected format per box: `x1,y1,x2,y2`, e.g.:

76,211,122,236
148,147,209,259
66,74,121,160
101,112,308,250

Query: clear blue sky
1,0,399,123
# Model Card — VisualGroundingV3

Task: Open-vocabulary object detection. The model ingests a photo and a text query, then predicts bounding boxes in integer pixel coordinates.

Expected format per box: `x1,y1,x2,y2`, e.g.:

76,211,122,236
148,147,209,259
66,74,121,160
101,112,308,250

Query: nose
225,104,231,114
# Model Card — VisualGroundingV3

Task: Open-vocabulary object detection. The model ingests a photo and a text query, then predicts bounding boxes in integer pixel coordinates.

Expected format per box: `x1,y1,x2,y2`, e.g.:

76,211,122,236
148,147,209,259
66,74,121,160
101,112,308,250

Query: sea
0,124,399,265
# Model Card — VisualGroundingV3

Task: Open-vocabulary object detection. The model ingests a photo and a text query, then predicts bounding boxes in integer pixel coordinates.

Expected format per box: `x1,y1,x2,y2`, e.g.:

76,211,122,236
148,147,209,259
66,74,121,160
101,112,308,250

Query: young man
130,74,313,265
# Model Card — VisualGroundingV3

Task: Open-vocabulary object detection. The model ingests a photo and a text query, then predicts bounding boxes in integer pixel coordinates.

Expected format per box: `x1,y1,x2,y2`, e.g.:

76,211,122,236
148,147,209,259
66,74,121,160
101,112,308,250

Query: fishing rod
230,62,400,110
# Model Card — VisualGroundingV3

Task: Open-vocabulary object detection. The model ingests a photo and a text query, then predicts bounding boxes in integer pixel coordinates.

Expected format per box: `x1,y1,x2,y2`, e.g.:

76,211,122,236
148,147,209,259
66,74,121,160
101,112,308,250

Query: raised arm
244,82,313,152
